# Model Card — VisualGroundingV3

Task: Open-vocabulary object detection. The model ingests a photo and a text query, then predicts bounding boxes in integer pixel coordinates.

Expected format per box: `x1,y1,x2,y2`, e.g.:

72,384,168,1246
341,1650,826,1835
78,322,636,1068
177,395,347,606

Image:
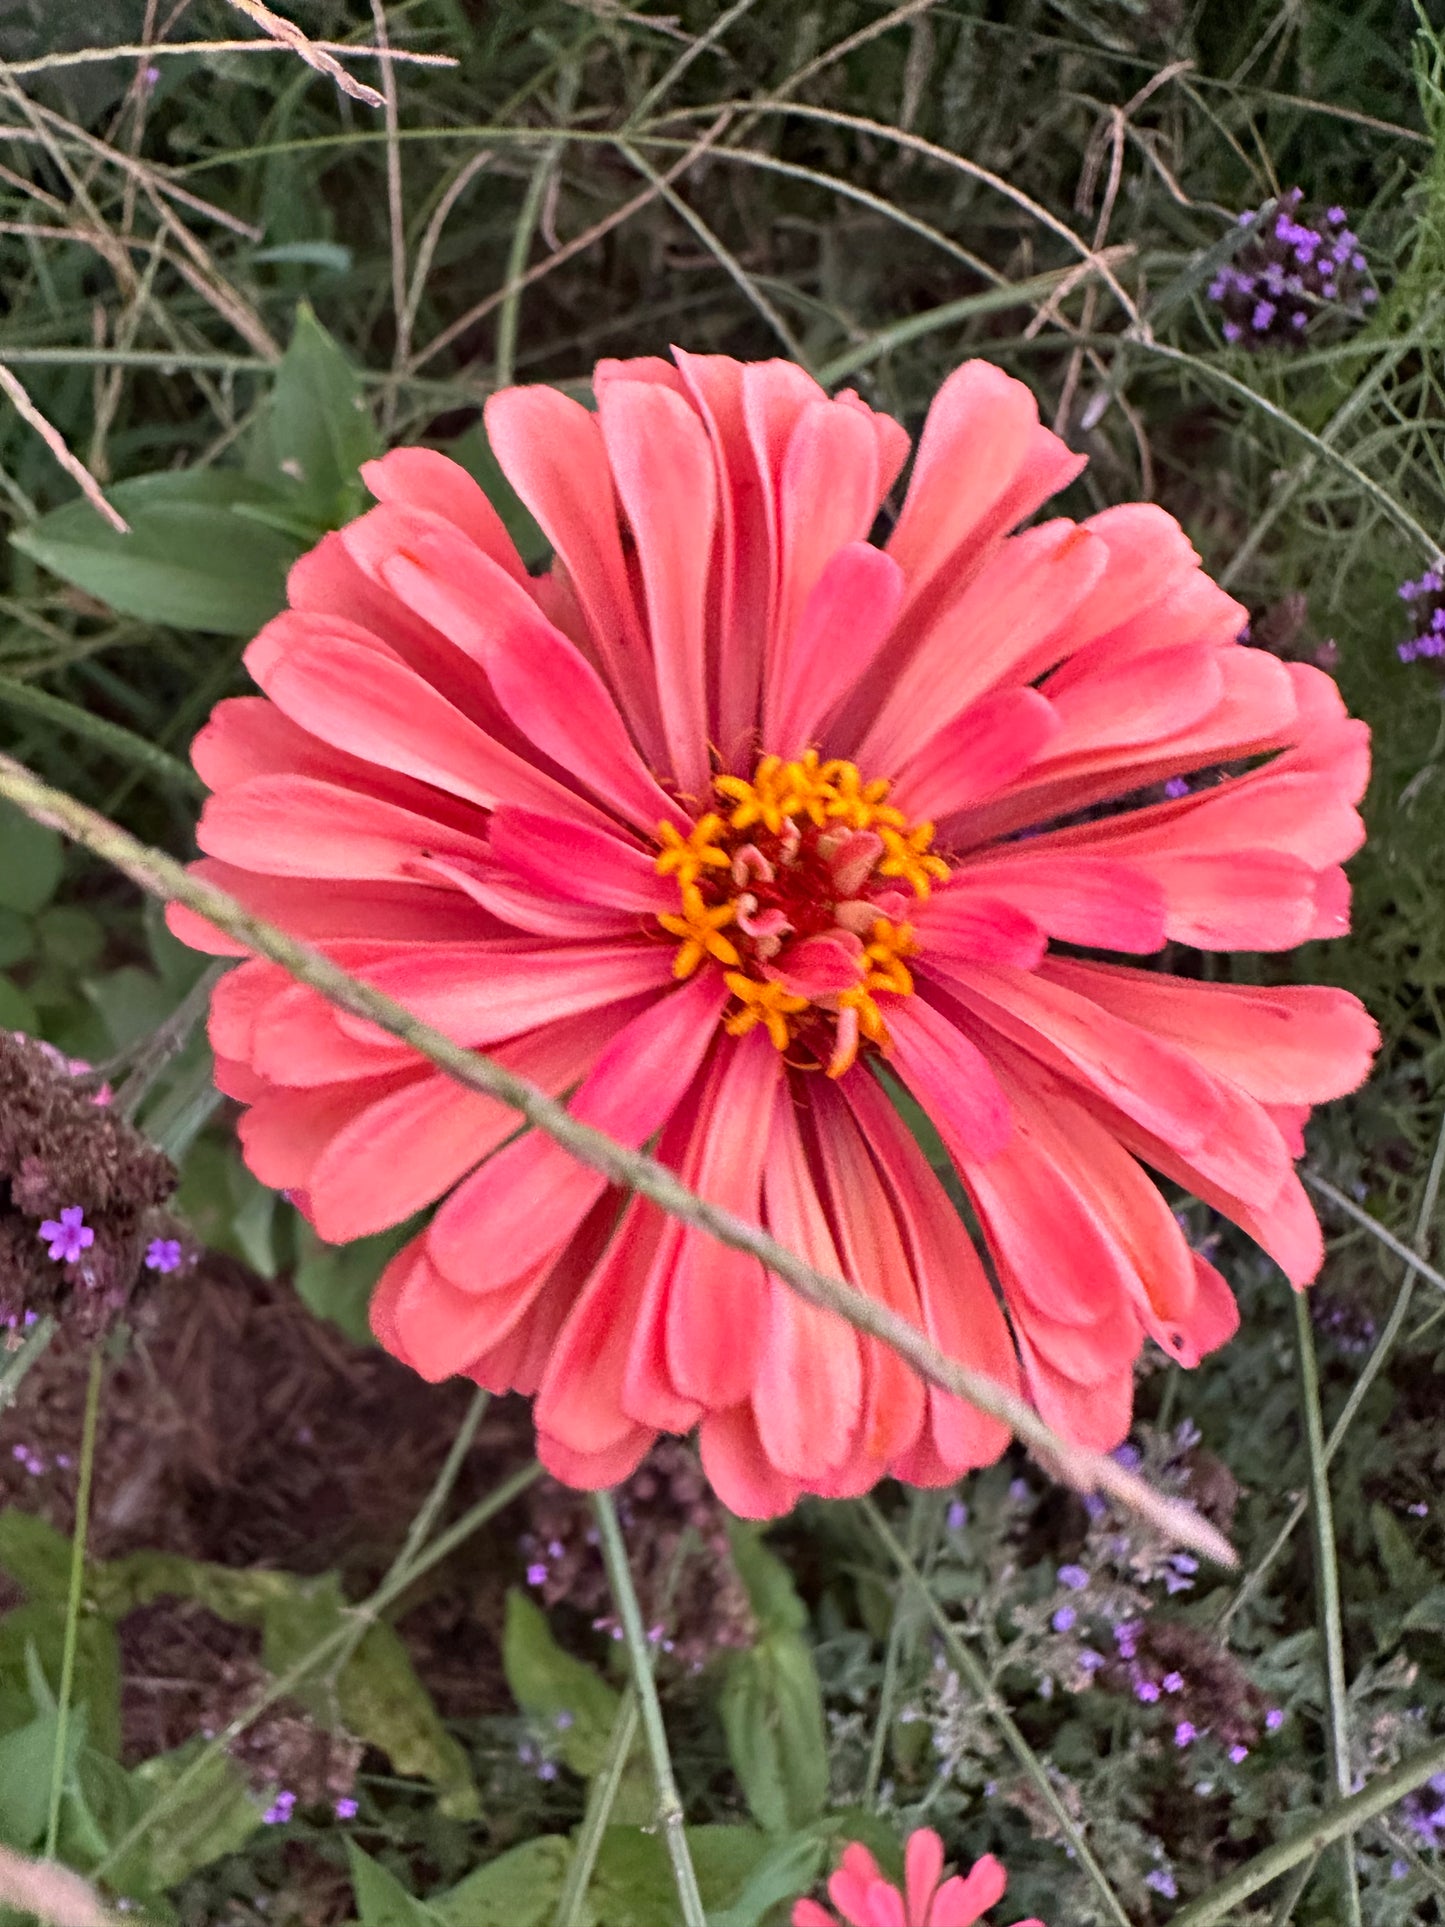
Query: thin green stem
1303,1171,1445,1293
863,1492,931,1803
0,679,205,797
592,1492,705,1927
1223,1118,1445,1631
0,753,1235,1570
329,1388,490,1676
1266,1853,1321,1927
551,1688,641,1927
0,1313,56,1413
44,1344,104,1859
1168,1740,1445,1927
1292,1291,1362,1927
863,1498,1132,1927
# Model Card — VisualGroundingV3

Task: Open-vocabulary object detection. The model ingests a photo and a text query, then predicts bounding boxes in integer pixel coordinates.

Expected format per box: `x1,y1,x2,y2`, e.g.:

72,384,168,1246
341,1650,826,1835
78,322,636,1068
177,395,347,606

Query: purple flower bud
144,1237,183,1274
1266,1708,1285,1731
526,1562,548,1586
1163,1671,1184,1694
1052,1606,1076,1633
1058,1564,1089,1591
334,1797,358,1820
1136,1680,1161,1703
1229,1744,1249,1764
1174,1721,1197,1746
1145,1869,1178,1898
946,1499,968,1531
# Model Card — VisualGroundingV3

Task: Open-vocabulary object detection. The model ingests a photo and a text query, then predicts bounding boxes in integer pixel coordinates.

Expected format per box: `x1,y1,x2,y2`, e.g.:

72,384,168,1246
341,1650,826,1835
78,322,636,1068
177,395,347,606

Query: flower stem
45,1342,104,1859
592,1491,706,1927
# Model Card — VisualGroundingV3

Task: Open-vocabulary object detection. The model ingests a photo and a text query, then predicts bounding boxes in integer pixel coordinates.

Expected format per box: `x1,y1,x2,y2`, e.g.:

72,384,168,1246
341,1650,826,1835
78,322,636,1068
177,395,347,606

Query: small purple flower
1408,1502,1429,1517
1162,1671,1184,1695
1229,1744,1249,1764
1265,1708,1285,1732
1058,1564,1089,1591
526,1562,548,1587
1077,1649,1104,1673
1144,1868,1178,1899
1136,1680,1161,1704
1114,1620,1141,1660
262,1789,296,1826
554,1710,574,1730
1052,1606,1077,1634
38,1206,94,1264
1162,776,1190,799
1174,1721,1197,1747
333,1797,358,1820
946,1499,968,1531
144,1237,183,1274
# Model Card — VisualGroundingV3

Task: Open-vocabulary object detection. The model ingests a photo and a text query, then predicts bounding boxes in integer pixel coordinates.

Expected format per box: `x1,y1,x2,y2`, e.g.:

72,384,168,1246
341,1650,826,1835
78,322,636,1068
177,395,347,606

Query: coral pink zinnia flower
792,1831,1041,1927
170,350,1378,1516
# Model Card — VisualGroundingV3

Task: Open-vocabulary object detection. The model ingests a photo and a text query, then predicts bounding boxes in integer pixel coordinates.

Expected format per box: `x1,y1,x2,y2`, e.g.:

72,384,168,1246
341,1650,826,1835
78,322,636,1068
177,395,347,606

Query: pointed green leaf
431,1837,571,1927
269,303,381,524
12,470,299,634
502,1589,621,1778
346,1842,446,1927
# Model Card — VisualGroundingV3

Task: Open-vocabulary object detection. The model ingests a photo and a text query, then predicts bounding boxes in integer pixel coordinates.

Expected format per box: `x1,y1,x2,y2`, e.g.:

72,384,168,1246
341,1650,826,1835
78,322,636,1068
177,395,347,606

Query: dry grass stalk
223,0,387,107
0,365,128,532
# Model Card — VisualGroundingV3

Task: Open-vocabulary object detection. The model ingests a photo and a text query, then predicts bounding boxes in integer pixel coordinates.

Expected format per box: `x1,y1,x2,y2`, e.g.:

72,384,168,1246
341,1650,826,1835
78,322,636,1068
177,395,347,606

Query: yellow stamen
658,887,739,978
722,973,809,1051
655,814,730,888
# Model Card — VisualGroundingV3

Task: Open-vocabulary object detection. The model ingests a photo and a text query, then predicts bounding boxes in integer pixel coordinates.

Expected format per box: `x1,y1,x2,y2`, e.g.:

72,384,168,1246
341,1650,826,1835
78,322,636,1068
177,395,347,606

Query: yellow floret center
653,754,945,1076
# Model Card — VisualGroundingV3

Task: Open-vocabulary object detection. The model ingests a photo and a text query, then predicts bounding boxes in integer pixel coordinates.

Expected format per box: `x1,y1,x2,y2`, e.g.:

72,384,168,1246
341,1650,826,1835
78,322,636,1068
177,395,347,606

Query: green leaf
81,964,174,1052
0,799,63,913
346,1842,445,1927
431,1837,572,1927
707,1830,827,1927
1371,1503,1433,1605
11,470,300,635
726,1524,806,1636
0,1604,121,1761
0,1712,69,1848
0,910,33,971
0,1509,73,1602
120,1741,261,1892
35,906,103,970
293,1218,413,1344
254,241,354,273
1402,1587,1445,1632
719,1633,828,1835
445,422,549,567
0,977,38,1032
590,1825,773,1927
262,1578,479,1819
269,303,381,525
96,1548,297,1625
502,1589,622,1779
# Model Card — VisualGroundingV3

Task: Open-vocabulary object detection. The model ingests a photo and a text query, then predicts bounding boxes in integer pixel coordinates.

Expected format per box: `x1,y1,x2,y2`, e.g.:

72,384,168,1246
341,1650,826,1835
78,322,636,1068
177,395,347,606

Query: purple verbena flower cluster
1402,1771,1445,1850
1209,189,1376,348
1397,567,1445,664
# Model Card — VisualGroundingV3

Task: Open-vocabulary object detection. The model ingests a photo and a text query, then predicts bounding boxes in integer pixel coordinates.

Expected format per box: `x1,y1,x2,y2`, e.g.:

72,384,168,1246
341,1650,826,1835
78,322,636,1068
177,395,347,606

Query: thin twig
221,0,385,107
593,1494,706,1927
2,40,457,80
0,754,1237,1569
0,366,127,531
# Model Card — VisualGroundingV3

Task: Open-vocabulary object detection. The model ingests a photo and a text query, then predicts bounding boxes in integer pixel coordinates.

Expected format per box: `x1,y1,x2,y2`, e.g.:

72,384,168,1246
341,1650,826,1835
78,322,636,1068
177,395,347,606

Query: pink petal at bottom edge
791,1902,837,1927
928,1854,1008,1927
537,1427,654,1490
904,1828,945,1924
698,1404,804,1520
